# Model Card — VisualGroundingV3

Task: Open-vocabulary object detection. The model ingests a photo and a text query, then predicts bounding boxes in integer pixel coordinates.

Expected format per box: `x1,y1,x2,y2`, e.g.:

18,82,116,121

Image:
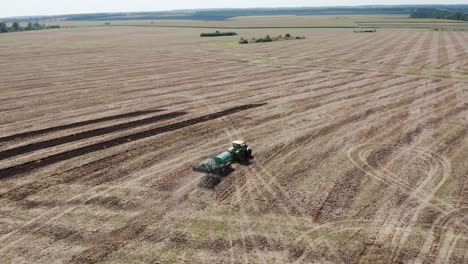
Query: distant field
49,14,468,30
358,23,468,29
48,14,366,28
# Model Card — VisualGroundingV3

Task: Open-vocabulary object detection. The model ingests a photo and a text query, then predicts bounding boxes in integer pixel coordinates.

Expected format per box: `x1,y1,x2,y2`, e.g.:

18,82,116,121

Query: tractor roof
232,140,245,145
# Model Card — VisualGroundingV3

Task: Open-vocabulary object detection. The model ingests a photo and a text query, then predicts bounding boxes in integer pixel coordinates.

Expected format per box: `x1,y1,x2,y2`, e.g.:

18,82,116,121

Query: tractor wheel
247,149,253,159
238,150,247,162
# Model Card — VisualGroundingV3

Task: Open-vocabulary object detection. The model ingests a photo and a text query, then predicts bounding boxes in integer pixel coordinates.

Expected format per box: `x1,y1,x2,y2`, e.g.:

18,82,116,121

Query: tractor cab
232,140,246,149
228,140,246,153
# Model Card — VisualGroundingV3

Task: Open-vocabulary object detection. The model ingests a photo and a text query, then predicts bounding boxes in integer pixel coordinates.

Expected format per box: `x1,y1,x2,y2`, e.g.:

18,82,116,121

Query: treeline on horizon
410,8,468,21
3,5,468,22
0,21,60,33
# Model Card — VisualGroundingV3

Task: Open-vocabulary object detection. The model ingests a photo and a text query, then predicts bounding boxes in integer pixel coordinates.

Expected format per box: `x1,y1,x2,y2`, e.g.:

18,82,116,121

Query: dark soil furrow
0,103,266,179
0,111,187,161
0,109,163,143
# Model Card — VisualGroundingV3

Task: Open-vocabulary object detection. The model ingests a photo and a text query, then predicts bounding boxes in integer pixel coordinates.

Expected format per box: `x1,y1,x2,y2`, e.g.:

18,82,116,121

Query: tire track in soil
211,122,296,262
349,143,468,263
0,109,163,143
410,127,468,262
418,209,468,263
71,146,248,261
352,145,449,261
357,91,468,261
240,162,370,261
265,79,454,172
230,172,288,261
456,162,468,209
266,82,464,260
227,76,454,206
68,202,169,264
284,218,466,252
0,103,266,179
245,80,454,221
214,103,390,262
356,98,466,211
240,166,341,262
0,111,188,161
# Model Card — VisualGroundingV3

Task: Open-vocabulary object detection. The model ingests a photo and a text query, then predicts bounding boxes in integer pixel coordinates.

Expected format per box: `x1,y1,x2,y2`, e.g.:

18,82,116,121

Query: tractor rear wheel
238,150,247,162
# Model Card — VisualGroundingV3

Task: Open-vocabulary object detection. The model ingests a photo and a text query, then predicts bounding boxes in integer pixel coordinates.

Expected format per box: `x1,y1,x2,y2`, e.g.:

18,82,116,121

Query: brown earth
0,26,467,263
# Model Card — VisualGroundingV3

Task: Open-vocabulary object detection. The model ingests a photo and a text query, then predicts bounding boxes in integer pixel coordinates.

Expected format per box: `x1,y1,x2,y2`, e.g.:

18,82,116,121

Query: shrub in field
240,34,305,44
354,29,376,33
200,31,237,37
256,35,273,43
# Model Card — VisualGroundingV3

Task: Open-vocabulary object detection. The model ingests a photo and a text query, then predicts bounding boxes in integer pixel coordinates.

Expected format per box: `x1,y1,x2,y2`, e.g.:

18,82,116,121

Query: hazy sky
3,0,467,18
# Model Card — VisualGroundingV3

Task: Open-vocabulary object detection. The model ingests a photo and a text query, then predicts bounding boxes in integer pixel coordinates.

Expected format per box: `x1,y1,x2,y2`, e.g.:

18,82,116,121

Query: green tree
26,22,33,30
0,22,7,33
411,8,468,21
12,21,20,31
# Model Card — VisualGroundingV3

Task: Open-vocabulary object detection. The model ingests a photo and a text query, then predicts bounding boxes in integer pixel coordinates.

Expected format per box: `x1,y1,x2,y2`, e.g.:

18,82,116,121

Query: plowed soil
0,26,467,264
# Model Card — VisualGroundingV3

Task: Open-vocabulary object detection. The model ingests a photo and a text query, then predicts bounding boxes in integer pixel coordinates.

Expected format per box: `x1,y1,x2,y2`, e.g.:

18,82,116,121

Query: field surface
1,25,468,263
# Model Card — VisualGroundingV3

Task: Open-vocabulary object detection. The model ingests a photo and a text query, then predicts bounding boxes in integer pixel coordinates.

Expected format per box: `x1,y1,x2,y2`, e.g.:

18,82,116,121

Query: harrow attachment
192,159,230,175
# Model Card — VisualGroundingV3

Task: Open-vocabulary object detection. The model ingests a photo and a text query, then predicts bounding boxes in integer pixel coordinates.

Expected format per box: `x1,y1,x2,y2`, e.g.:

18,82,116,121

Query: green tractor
193,140,253,175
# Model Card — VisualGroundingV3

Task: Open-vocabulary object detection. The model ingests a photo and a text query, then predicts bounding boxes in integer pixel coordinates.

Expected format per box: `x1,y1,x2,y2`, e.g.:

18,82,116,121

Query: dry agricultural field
0,23,468,263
